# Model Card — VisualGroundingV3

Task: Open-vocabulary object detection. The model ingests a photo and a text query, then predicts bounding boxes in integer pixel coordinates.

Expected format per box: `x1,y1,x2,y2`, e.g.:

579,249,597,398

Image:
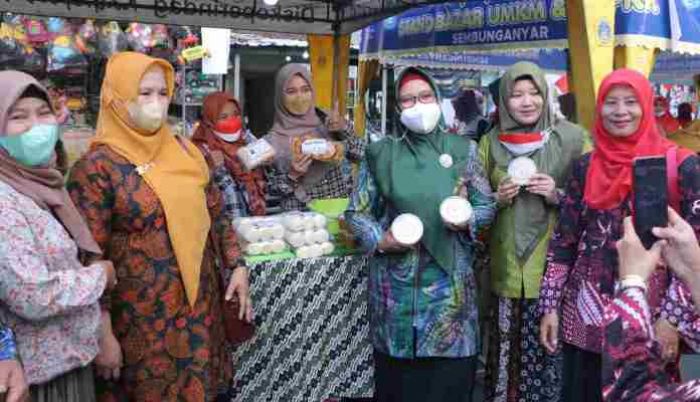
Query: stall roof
1,0,446,34
229,30,361,48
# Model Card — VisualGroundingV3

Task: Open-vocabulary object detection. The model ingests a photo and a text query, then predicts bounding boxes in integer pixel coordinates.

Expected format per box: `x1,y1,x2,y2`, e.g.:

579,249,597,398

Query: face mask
128,101,168,133
215,116,242,134
400,102,442,134
0,124,59,167
214,130,242,143
284,93,313,115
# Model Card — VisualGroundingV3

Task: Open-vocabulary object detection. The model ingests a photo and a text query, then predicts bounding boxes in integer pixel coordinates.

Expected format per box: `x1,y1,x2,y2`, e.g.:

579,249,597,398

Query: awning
0,0,448,34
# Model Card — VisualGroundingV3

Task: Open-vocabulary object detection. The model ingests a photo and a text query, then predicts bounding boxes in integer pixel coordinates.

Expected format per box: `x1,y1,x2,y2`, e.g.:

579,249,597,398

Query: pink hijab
0,71,100,255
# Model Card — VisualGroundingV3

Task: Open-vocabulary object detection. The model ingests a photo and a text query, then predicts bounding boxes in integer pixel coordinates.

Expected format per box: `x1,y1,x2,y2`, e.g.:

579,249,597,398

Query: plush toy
126,22,153,53
97,21,128,57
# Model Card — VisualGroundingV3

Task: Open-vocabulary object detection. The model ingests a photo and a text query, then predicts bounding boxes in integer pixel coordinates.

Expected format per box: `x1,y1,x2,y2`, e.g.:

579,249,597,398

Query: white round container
246,242,263,256
240,226,262,243
296,246,311,259
270,223,285,240
313,229,330,244
271,239,286,253
507,156,538,186
285,232,306,248
320,242,335,255
259,241,274,254
440,196,473,227
313,214,327,229
302,215,316,231
284,213,305,232
307,244,322,258
390,213,424,246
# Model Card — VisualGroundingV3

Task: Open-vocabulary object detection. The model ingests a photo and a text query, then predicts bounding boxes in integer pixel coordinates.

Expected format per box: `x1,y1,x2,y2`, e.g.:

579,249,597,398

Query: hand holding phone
633,156,669,249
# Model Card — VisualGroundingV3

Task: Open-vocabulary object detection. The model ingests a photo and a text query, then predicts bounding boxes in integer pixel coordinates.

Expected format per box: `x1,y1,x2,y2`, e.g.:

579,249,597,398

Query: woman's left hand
326,102,347,133
226,267,254,323
526,173,558,204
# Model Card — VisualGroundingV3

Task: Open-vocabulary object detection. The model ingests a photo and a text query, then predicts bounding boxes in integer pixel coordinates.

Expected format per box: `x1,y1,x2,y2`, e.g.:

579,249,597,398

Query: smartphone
633,156,668,249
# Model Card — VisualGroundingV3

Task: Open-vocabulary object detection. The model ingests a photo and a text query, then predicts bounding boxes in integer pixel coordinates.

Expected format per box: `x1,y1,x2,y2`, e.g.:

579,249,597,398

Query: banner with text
359,0,569,58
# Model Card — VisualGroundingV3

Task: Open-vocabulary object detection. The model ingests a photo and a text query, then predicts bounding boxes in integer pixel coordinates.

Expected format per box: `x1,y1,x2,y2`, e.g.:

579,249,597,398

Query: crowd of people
1,49,700,402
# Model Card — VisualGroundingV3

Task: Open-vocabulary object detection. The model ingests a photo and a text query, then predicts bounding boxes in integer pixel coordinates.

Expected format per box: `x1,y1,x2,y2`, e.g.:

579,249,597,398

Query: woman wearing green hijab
479,62,590,401
345,68,495,401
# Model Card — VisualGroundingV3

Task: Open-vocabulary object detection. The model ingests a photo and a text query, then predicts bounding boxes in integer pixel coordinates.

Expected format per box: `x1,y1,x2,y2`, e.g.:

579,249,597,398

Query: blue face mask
0,124,59,167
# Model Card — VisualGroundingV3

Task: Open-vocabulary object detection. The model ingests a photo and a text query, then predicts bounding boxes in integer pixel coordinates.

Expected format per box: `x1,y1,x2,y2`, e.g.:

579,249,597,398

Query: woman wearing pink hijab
0,70,117,401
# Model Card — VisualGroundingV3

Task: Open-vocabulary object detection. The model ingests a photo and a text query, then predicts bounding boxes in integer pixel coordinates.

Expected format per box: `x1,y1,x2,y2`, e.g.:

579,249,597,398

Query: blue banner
359,0,569,58
615,0,700,52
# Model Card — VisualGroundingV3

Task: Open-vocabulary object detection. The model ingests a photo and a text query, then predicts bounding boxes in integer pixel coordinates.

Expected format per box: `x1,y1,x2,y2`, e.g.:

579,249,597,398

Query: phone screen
633,156,668,249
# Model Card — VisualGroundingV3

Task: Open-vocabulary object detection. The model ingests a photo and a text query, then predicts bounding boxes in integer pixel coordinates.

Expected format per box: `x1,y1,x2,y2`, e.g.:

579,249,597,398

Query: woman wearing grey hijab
264,64,366,211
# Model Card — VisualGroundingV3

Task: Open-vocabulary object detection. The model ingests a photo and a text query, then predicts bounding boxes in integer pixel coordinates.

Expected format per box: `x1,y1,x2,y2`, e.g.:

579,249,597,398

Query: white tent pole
234,52,241,99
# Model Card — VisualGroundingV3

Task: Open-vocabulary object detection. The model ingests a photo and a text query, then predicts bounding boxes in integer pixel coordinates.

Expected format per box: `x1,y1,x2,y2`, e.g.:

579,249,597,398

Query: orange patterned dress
68,145,241,402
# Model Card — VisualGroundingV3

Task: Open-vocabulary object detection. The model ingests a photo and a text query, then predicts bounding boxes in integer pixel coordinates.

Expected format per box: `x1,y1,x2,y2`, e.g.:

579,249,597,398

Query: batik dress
68,146,242,402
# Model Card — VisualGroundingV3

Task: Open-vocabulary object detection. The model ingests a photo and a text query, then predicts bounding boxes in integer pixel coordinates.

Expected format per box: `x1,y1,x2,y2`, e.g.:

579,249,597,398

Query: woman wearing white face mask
0,71,118,401
345,68,496,402
478,62,590,402
191,92,267,218
67,52,252,402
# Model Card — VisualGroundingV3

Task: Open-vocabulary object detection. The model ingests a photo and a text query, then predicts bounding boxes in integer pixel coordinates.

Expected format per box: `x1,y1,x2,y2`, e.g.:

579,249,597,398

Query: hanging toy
126,22,153,53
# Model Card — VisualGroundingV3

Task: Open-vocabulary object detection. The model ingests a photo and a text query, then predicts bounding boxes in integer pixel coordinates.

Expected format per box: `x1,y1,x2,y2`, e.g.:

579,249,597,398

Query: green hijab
366,67,472,273
488,62,583,262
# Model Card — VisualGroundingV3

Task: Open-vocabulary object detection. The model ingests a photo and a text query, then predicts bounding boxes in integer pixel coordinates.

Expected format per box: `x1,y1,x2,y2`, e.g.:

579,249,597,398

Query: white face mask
400,102,442,134
128,101,168,133
214,130,242,143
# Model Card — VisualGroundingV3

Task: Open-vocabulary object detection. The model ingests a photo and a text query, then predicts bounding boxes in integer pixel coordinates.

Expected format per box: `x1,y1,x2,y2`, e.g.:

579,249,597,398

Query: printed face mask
400,102,442,134
128,100,168,133
284,92,313,115
0,124,59,167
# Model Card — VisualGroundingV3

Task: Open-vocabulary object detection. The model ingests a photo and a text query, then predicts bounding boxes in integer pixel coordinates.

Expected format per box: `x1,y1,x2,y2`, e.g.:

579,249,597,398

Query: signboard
380,49,568,73
360,0,569,58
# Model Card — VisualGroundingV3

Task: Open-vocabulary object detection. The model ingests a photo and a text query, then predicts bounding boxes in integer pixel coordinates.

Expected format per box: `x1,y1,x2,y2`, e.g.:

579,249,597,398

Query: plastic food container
390,213,424,246
440,196,473,227
507,156,538,186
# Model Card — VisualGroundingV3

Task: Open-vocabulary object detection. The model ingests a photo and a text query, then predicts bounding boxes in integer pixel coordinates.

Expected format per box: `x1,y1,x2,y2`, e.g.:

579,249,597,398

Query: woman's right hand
378,231,410,254
540,311,559,354
289,154,313,181
496,177,520,205
95,312,123,381
0,359,28,402
96,261,118,290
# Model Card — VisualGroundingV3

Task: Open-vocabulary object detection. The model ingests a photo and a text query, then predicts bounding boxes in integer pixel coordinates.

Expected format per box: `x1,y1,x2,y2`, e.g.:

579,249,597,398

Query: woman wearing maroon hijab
538,69,700,402
191,92,267,218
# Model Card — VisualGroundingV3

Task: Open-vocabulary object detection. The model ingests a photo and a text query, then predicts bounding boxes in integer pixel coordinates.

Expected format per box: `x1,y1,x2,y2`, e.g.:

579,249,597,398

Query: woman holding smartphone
538,69,700,402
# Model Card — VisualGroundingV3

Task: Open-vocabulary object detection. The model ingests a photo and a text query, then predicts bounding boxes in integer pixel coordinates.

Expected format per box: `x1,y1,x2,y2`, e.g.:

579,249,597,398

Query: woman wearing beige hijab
264,63,365,211
67,52,251,401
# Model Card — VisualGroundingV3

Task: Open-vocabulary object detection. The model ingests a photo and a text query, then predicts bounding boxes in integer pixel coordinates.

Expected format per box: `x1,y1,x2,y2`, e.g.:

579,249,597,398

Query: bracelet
620,274,648,293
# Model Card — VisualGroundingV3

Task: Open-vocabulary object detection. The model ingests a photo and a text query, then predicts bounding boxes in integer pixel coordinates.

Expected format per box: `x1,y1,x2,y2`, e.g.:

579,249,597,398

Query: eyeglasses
399,91,436,109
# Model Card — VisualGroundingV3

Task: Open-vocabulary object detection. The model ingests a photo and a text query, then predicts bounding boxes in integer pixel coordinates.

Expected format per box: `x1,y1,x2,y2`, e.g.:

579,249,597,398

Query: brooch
439,154,453,168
